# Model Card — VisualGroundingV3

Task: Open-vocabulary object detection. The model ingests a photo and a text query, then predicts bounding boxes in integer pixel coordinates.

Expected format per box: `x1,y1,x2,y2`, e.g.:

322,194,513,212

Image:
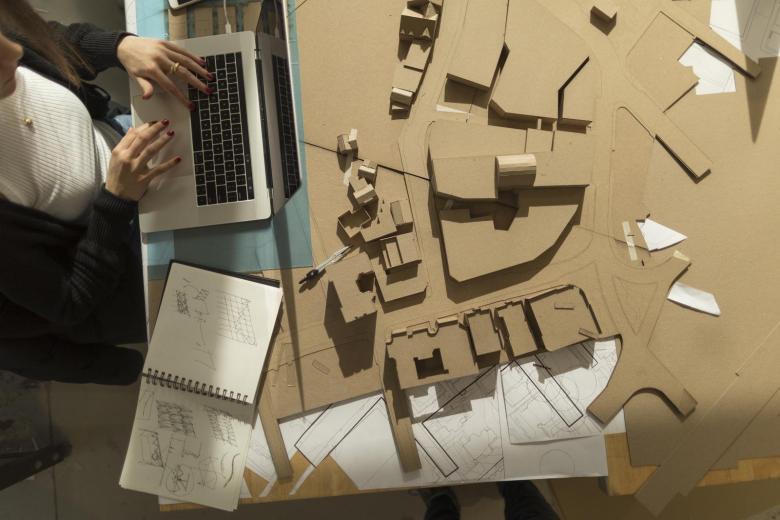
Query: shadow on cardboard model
254,0,780,515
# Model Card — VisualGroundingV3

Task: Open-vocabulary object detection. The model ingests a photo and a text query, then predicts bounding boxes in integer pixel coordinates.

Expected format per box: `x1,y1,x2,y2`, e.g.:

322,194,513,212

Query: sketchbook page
120,383,253,511
146,262,282,401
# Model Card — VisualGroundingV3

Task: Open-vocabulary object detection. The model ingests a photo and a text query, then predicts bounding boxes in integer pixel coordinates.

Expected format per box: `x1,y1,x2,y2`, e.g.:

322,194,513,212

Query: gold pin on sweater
22,117,33,127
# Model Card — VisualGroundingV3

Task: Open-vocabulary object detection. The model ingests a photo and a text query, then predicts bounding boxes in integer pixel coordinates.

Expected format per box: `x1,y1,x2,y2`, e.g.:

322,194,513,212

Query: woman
0,2,212,385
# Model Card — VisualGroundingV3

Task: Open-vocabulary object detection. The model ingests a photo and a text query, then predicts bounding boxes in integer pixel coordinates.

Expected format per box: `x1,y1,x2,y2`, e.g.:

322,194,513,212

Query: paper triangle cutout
637,219,687,251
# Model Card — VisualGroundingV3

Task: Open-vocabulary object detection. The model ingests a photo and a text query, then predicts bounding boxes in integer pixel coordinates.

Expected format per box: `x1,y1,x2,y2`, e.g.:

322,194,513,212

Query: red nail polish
208,73,214,80
207,87,215,94
162,119,170,126
175,156,182,163
167,130,175,136
187,102,195,112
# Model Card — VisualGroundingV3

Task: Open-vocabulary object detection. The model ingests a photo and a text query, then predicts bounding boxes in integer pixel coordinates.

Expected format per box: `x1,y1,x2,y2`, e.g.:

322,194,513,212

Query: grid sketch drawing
214,291,256,346
205,406,238,447
157,401,197,438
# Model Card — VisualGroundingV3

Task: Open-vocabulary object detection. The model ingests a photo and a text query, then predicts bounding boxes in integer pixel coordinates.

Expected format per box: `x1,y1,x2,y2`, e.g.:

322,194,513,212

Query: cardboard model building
199,0,780,515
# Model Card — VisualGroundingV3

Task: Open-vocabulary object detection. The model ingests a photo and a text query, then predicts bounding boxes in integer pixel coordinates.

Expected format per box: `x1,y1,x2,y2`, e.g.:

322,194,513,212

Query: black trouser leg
501,481,559,520
425,494,460,520
0,336,143,385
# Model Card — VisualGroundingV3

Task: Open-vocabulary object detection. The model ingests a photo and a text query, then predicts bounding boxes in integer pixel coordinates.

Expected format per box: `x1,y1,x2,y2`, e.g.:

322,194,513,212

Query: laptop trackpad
131,94,192,178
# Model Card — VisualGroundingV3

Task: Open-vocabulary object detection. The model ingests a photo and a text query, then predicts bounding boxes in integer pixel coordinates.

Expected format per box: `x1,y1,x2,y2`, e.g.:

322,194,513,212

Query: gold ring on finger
169,61,180,75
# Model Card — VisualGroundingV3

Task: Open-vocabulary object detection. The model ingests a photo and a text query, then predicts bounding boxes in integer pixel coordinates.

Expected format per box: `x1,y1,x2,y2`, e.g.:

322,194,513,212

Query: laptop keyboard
188,52,254,207
272,55,301,199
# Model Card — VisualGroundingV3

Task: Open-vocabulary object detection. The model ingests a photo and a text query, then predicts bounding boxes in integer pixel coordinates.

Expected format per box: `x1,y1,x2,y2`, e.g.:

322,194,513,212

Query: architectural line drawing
419,366,504,482
205,406,239,447
501,340,618,444
294,395,383,468
214,291,257,346
156,400,197,437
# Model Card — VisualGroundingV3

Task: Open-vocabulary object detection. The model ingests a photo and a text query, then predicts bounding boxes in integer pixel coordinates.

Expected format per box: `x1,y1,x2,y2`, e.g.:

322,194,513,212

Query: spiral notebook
120,261,283,511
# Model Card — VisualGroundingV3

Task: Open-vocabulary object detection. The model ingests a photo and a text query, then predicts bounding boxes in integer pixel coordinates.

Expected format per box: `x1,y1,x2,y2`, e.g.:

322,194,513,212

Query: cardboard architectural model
390,1,442,111
251,0,780,515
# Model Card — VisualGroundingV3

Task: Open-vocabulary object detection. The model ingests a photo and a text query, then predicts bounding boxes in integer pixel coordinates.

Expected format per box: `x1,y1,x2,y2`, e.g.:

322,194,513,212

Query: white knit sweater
0,66,119,222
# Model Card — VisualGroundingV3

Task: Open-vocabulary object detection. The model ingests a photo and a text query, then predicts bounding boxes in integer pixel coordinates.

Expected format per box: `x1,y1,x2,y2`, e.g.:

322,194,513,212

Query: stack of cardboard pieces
257,0,780,516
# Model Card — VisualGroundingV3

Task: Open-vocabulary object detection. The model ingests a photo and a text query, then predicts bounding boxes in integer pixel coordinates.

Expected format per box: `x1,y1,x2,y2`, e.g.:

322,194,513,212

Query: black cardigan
0,22,147,345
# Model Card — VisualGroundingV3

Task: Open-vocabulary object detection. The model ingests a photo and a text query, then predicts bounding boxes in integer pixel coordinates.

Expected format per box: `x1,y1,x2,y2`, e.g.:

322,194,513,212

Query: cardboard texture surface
527,286,599,351
438,189,581,282
621,45,780,471
627,14,698,112
399,7,437,41
492,0,589,120
360,198,399,242
328,253,377,323
431,155,498,200
402,39,433,71
297,0,408,171
466,310,503,356
258,384,293,480
591,0,617,22
446,0,508,90
496,302,538,357
635,322,780,515
660,3,760,79
274,0,780,500
390,199,414,228
387,320,479,389
561,59,598,124
338,207,370,239
381,233,421,271
393,64,424,93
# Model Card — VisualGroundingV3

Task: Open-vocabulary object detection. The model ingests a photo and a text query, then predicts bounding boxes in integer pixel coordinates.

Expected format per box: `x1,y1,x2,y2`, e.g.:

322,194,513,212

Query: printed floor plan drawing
241,340,620,494
710,0,780,59
415,366,505,482
500,339,619,444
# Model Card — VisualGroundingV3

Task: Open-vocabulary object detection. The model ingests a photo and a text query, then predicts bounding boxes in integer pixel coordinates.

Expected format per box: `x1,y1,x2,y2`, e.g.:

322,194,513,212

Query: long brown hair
0,0,91,86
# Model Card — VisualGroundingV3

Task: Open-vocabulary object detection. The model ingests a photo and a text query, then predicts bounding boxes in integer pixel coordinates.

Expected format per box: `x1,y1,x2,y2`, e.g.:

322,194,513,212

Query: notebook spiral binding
144,368,248,404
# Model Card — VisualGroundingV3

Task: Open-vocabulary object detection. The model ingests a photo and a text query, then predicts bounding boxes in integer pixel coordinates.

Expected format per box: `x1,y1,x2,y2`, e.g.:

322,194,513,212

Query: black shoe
417,486,460,520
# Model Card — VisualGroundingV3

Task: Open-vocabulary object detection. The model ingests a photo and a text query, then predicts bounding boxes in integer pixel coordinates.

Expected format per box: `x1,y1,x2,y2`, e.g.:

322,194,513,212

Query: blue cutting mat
136,0,312,278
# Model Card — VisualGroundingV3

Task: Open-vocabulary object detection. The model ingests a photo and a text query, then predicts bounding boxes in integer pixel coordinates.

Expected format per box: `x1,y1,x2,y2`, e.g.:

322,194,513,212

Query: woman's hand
117,36,213,109
106,121,181,201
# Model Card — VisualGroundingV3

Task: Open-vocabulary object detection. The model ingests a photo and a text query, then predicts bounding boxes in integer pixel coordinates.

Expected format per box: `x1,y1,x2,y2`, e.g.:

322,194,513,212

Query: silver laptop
131,30,302,232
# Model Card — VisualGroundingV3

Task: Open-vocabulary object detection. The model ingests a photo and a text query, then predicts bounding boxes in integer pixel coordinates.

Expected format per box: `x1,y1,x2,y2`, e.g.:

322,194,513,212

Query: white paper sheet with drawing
316,354,613,491
710,0,780,60
500,339,621,444
145,262,282,401
120,384,253,511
